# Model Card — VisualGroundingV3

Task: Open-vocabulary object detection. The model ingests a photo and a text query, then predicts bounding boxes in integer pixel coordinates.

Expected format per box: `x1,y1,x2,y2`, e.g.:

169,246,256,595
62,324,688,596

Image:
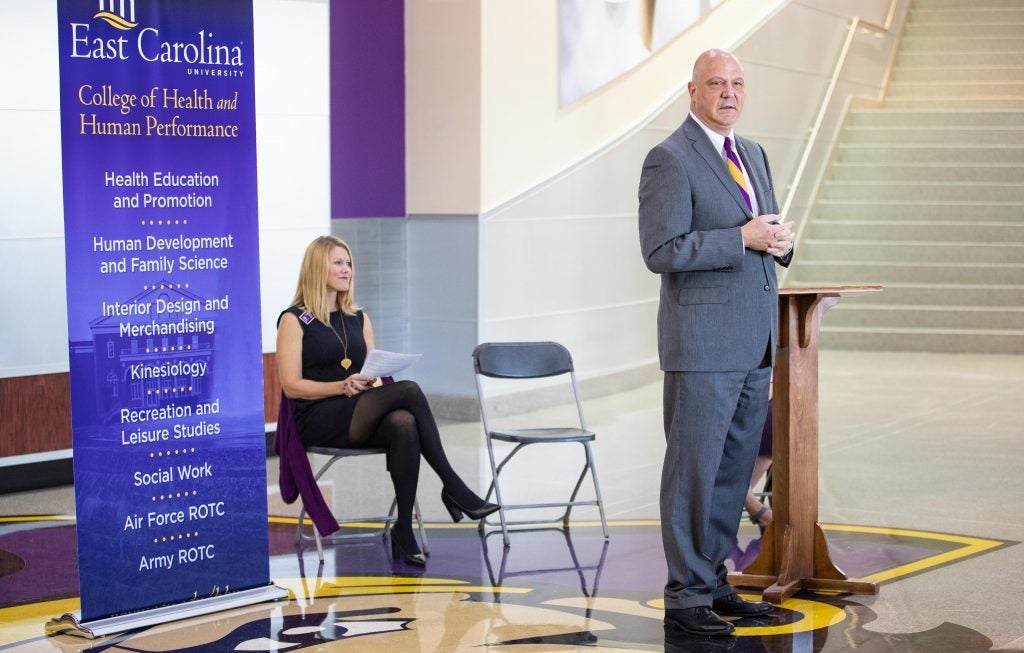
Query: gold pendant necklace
328,312,352,369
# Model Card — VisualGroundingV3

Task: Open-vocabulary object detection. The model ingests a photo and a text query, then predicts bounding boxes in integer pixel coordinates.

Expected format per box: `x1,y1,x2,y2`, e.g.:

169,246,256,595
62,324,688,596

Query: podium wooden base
728,287,882,604
728,523,877,603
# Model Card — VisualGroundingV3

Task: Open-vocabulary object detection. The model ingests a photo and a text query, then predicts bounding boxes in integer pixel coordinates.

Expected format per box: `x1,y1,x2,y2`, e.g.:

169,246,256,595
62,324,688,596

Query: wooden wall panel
263,353,281,424
1,354,281,459
0,373,72,457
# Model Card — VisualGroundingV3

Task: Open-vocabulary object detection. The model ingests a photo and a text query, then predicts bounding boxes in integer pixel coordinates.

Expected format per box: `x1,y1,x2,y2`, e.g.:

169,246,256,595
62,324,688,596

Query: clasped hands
741,214,794,258
339,373,376,397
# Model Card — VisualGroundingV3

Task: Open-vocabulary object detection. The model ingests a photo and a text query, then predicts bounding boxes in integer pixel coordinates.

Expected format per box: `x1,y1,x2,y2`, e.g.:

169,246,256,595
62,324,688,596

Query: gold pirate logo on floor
26,576,1009,652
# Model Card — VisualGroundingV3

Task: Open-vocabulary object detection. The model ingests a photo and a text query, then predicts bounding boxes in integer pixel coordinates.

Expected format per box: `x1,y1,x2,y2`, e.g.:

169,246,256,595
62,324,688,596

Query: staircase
788,0,1024,354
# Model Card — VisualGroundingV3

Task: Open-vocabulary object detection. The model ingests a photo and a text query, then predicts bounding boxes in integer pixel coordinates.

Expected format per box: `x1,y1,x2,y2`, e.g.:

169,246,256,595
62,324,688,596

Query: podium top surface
780,285,883,296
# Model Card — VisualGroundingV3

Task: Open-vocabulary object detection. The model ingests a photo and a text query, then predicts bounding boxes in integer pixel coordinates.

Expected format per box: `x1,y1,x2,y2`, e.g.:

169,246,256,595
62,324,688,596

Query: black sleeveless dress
279,306,368,447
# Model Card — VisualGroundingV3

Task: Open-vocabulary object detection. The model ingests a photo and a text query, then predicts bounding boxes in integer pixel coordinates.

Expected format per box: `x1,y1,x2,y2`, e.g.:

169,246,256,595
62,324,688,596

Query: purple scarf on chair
273,392,339,537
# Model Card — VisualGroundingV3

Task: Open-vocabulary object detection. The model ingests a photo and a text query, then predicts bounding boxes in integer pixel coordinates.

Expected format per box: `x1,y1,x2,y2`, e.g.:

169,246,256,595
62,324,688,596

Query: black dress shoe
441,490,500,522
664,607,735,636
711,591,771,617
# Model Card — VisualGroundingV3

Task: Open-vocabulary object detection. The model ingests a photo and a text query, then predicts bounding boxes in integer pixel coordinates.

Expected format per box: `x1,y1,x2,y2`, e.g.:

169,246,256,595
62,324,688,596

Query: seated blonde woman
276,235,498,566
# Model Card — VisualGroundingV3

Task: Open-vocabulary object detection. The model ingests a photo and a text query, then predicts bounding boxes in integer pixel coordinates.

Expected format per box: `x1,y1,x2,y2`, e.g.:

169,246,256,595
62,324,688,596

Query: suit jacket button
764,284,770,291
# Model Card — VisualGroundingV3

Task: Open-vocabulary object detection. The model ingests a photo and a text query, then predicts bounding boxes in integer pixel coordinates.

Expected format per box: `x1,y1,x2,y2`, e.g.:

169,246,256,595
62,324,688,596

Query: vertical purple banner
56,1,269,622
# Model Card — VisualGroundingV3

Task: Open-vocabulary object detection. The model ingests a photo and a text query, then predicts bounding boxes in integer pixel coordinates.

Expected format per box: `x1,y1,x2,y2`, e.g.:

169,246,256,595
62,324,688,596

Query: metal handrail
778,0,909,286
779,18,860,222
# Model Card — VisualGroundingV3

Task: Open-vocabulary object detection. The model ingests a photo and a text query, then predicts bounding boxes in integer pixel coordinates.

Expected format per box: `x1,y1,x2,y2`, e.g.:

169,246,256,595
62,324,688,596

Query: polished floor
2,350,1023,652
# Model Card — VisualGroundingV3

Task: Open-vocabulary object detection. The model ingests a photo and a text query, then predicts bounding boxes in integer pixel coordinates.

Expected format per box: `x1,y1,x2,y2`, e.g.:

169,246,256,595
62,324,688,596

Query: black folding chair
472,341,609,547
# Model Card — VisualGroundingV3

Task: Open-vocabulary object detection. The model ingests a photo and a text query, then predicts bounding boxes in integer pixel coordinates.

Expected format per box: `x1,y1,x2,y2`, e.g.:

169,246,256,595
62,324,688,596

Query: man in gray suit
638,49,794,637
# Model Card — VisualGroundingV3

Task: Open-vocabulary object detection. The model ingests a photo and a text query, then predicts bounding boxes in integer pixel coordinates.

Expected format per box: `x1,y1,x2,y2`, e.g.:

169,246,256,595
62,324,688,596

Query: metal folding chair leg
583,442,609,539
296,497,428,563
563,443,594,526
481,440,608,547
294,448,429,562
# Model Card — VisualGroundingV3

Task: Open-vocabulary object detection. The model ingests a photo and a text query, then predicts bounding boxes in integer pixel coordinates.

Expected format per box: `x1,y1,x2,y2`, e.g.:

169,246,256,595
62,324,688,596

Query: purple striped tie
724,137,752,213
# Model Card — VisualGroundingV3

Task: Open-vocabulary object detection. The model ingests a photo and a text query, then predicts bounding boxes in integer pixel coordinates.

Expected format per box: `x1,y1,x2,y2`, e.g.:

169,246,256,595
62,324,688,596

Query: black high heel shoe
441,490,500,523
390,529,426,566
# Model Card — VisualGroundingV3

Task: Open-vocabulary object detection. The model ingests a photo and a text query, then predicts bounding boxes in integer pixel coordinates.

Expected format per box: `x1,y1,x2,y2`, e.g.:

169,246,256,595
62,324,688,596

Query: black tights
348,381,480,539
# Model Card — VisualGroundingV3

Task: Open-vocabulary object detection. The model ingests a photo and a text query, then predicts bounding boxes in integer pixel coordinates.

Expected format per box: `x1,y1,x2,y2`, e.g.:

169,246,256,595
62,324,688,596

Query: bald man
638,49,794,636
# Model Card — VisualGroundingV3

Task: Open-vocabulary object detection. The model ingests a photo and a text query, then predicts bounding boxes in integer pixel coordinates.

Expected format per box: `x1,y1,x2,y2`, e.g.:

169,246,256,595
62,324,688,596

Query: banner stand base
45,584,289,640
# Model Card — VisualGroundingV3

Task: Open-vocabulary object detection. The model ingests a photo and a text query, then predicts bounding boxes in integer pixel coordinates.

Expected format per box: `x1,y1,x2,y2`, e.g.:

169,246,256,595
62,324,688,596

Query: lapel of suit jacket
683,116,753,219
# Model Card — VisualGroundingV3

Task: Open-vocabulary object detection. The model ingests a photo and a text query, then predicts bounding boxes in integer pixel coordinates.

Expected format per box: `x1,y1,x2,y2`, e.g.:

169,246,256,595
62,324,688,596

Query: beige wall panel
405,0,482,214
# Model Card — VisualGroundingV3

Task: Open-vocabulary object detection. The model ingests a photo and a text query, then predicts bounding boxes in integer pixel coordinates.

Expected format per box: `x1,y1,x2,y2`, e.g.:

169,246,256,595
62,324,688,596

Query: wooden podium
728,286,882,603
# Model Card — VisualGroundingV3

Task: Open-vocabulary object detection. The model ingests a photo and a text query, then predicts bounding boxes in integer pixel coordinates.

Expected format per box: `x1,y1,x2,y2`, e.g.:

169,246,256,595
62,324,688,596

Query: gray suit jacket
638,115,792,372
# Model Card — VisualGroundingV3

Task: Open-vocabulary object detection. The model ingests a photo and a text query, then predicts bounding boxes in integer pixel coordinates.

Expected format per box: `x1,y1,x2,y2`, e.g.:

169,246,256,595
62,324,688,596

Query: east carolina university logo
94,0,138,30
68,0,245,66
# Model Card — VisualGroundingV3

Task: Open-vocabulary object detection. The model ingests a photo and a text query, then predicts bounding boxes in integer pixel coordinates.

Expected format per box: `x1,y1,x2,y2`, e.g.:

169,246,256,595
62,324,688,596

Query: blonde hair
290,235,360,324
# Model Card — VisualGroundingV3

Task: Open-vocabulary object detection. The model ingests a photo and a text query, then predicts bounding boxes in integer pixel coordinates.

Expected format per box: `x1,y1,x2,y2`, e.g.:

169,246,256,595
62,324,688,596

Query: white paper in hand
361,350,421,378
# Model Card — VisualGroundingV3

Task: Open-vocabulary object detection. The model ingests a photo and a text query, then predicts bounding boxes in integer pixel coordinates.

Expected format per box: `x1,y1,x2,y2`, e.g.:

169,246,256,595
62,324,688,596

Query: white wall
252,0,331,351
0,0,329,380
0,1,67,377
477,0,791,212
403,0,793,216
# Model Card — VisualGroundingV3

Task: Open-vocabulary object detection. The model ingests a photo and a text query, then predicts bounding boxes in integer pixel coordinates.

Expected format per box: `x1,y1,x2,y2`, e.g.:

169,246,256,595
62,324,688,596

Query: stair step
900,36,1024,52
808,220,1024,243
816,200,1024,222
786,0,1024,356
904,22,1024,38
917,0,1024,7
849,109,1024,128
843,126,1024,146
888,80,1024,97
897,51,1024,67
791,282,1024,307
821,180,1024,202
914,0,1024,9
829,162,1024,183
910,8,1024,24
882,97,1024,111
836,143,1024,164
821,303,1024,330
892,65,1024,82
799,240,1024,264
819,327,1024,354
791,261,1024,285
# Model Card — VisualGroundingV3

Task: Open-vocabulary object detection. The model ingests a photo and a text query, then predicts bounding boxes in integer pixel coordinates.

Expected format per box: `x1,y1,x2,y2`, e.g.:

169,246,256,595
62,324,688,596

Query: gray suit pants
660,366,771,608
